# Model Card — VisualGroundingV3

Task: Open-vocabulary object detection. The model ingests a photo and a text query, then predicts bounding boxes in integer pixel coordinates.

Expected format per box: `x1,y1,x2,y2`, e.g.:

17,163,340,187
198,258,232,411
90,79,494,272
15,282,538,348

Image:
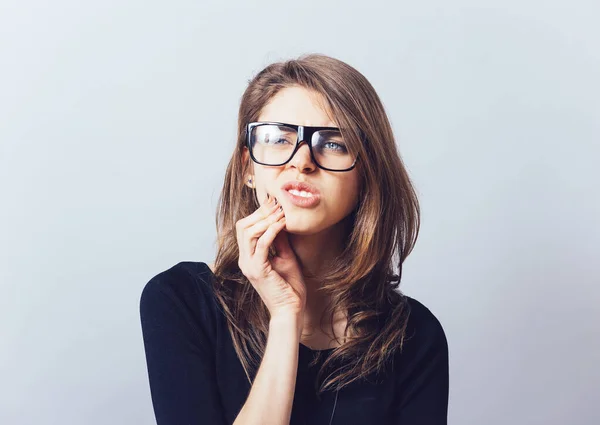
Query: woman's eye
261,135,290,145
323,141,348,152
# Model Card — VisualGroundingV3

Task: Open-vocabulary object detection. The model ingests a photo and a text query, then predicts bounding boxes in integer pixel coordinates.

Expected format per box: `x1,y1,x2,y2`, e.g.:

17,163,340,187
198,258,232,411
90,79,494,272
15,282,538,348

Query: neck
287,220,349,336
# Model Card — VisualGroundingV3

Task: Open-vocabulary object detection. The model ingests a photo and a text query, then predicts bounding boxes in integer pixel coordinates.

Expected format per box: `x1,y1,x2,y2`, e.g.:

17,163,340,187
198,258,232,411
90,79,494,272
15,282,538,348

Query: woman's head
242,85,362,239
223,54,418,266
214,53,419,392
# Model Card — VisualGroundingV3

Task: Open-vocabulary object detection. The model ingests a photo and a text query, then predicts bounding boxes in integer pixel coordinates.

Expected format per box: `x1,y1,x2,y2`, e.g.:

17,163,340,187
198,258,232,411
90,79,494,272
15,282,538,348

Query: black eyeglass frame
245,121,362,172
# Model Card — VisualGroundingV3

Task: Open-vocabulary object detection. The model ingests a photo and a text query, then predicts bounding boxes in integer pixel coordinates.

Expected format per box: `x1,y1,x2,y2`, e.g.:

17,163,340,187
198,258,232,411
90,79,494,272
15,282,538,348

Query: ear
241,147,254,188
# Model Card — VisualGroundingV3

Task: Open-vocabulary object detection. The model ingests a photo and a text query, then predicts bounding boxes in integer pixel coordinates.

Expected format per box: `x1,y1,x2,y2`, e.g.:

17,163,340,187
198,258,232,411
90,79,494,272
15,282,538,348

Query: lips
280,181,320,196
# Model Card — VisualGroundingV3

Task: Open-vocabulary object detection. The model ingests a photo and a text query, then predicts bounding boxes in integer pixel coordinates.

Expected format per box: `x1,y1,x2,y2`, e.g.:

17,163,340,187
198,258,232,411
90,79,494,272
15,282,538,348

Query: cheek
254,169,279,191
258,173,292,208
258,168,281,182
325,181,360,210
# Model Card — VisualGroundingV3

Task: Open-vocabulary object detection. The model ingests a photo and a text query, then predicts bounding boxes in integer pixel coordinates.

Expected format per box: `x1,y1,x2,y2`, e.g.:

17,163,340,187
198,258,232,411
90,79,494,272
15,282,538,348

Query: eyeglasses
246,121,360,172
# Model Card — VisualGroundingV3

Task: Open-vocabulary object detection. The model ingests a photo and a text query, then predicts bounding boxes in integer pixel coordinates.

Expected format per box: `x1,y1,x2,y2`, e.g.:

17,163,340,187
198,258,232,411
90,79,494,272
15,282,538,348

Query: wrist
269,311,303,334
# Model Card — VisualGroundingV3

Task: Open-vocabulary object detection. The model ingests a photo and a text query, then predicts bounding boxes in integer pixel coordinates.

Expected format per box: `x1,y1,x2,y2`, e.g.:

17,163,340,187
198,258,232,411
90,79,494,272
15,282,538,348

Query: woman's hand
236,193,307,320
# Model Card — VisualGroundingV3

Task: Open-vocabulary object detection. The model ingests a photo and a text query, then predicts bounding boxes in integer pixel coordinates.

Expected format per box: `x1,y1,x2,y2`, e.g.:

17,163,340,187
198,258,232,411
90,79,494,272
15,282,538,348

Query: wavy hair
211,53,420,395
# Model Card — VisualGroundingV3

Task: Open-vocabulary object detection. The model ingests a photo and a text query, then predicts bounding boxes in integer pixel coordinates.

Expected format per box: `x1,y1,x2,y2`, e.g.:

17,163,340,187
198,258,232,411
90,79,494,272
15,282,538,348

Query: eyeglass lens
250,124,356,170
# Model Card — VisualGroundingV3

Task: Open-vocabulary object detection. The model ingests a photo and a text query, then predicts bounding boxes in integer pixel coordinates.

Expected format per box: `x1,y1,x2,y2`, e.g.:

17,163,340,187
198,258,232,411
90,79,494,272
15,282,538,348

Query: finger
246,206,285,256
253,214,287,263
272,226,294,259
237,196,278,258
239,195,278,230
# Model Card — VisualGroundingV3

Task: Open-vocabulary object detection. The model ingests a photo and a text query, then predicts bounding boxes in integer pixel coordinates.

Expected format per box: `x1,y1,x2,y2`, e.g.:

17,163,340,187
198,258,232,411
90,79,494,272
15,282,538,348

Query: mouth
283,189,321,207
286,189,316,198
280,181,321,208
280,181,320,196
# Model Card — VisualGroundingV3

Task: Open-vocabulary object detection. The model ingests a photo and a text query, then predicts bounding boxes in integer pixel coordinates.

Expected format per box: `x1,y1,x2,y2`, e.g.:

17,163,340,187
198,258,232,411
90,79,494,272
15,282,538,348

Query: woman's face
242,86,361,235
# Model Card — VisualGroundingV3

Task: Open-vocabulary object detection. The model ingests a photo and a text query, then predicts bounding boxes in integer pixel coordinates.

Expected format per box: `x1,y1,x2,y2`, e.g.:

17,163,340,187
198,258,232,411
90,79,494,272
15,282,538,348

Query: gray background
1,1,598,424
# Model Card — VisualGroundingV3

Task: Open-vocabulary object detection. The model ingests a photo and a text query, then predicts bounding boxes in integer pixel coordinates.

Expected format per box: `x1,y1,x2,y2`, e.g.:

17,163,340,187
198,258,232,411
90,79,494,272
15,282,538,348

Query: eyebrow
267,121,340,129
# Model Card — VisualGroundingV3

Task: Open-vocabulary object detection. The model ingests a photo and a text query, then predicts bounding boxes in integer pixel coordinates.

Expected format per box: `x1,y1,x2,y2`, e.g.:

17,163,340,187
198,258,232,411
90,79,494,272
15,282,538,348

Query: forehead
257,86,336,127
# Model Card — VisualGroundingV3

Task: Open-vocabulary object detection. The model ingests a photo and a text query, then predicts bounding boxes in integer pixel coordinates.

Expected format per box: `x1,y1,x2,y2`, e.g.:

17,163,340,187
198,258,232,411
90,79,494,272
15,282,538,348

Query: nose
287,140,316,172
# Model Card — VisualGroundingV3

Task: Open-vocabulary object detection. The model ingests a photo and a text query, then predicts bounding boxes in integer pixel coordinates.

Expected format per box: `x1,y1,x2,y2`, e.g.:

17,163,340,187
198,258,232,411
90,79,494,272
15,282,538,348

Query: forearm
233,314,302,425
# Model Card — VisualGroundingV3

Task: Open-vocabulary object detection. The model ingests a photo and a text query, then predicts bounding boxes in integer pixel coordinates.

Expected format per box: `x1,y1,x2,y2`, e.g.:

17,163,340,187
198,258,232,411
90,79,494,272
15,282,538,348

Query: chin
282,218,328,236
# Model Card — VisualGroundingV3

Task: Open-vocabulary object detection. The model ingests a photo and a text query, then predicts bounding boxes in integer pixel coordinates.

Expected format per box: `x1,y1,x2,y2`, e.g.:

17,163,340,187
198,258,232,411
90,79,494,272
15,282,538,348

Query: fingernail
279,205,283,212
265,193,270,202
274,197,278,205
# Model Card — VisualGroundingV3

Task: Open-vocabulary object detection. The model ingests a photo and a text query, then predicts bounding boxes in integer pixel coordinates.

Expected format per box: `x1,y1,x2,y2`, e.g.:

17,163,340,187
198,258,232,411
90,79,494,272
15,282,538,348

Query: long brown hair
212,53,420,395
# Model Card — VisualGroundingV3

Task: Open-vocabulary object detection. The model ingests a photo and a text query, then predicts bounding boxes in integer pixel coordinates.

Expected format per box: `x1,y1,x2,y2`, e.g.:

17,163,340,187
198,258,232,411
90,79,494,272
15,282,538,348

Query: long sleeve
391,300,449,425
139,271,227,425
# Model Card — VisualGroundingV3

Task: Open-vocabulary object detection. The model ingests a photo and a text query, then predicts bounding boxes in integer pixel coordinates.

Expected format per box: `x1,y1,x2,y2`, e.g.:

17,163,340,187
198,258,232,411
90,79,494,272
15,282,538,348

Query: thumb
272,229,295,260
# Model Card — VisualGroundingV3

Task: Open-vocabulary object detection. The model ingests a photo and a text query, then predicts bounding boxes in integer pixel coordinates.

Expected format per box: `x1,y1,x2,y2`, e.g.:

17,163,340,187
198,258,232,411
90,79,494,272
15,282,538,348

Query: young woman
140,54,449,425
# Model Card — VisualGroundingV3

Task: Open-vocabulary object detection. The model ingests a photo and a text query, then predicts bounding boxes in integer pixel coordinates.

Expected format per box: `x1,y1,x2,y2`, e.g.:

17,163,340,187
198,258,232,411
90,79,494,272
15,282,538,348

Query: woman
140,54,449,425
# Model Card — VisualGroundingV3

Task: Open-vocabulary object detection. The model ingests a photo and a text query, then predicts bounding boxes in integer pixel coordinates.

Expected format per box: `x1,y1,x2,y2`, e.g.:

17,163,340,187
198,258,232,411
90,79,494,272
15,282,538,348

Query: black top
140,261,449,425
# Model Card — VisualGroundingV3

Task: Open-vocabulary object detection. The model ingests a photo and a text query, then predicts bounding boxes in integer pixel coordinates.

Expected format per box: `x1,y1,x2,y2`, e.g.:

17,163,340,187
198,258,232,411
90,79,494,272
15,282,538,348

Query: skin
238,85,362,348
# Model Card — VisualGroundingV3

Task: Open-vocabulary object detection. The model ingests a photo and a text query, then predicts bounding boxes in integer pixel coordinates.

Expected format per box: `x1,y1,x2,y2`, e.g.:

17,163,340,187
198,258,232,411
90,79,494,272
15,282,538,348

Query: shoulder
140,261,214,302
139,261,220,331
387,296,449,419
404,296,447,342
396,296,448,362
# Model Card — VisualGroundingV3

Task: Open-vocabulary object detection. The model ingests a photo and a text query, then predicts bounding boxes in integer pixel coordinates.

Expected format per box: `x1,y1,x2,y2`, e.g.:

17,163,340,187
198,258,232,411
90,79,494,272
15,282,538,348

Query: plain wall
1,1,598,424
